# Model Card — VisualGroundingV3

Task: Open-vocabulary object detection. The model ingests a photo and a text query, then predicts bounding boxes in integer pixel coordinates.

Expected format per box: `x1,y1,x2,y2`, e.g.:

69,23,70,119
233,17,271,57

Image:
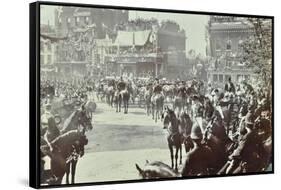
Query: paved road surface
70,99,183,184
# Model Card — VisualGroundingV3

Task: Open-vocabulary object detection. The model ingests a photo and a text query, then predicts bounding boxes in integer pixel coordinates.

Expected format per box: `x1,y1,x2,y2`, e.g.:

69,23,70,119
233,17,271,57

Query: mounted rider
191,95,204,132
41,102,60,151
152,78,162,94
116,76,127,92
177,80,187,98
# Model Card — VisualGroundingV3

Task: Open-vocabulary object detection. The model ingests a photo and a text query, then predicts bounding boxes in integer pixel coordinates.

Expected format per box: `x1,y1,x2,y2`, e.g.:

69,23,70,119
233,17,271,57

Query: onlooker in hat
228,112,266,173
182,123,215,176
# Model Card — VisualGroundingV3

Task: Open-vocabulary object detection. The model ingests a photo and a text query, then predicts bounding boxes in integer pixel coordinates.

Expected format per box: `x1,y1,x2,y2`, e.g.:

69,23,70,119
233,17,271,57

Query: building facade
53,7,129,79
207,16,257,86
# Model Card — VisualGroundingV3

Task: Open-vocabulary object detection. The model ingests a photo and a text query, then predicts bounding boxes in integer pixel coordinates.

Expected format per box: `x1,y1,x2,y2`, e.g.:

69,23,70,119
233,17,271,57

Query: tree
241,18,272,83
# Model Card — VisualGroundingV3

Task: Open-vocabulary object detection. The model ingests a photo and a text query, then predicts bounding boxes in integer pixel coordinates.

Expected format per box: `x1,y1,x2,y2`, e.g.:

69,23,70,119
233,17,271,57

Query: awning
114,30,151,47
40,33,68,43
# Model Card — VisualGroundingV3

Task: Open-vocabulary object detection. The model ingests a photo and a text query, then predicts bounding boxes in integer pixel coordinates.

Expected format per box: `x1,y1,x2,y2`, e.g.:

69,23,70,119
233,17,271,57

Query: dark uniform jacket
230,129,263,172
182,143,215,176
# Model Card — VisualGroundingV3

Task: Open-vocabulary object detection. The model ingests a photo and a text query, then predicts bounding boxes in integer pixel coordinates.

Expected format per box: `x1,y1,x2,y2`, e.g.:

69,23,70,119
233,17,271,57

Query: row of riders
134,77,272,178
96,76,272,177
40,76,272,183
40,79,95,185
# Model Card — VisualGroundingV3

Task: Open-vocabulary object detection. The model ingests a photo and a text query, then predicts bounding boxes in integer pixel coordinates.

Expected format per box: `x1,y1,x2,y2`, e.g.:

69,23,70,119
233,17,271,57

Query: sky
41,5,209,56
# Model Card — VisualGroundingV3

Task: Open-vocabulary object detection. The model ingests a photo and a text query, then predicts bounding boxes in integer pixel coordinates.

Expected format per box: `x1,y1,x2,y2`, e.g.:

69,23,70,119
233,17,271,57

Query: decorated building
105,19,186,78
207,16,257,86
53,7,129,79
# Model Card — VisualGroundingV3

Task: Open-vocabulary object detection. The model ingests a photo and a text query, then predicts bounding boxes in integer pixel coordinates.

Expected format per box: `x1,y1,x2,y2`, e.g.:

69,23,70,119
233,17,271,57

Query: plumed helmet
190,123,203,140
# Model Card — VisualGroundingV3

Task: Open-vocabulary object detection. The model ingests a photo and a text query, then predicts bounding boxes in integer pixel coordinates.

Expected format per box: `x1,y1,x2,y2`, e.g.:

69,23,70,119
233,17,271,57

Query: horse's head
135,160,178,179
76,105,93,132
162,106,177,129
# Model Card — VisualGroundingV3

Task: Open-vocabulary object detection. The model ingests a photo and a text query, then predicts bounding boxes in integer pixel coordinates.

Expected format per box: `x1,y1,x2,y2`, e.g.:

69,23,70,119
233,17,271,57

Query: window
225,75,231,82
47,43,51,51
226,61,232,67
219,74,224,82
215,40,221,50
213,74,218,82
67,18,71,23
75,17,80,25
47,55,52,64
226,40,232,50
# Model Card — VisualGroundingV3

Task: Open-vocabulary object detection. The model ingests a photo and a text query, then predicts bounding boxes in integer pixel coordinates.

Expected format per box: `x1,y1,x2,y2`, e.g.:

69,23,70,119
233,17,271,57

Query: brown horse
42,106,93,185
162,107,182,171
41,130,88,185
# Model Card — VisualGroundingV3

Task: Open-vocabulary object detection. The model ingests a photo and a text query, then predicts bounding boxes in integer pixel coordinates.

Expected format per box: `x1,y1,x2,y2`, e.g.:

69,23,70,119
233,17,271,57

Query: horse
135,160,179,179
120,88,130,114
151,93,164,123
173,93,186,115
162,107,182,171
114,88,130,114
41,130,88,185
105,86,115,107
84,101,96,119
144,87,153,116
178,110,193,153
202,112,235,175
96,83,105,101
61,104,93,134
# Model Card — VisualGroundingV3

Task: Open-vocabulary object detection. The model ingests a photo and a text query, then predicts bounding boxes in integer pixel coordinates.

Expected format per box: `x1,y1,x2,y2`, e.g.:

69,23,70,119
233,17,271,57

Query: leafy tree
241,18,272,83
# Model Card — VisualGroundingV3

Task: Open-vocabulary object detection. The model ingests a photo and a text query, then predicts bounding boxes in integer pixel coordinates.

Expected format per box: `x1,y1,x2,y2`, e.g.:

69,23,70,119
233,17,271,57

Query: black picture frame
30,1,274,188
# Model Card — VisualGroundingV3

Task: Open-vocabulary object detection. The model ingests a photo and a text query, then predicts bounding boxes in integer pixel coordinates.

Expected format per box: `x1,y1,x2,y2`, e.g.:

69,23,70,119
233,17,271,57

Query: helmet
190,123,203,140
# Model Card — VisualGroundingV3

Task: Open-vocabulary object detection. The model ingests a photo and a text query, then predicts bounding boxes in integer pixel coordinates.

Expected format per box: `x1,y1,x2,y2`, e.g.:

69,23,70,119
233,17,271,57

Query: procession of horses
40,75,272,185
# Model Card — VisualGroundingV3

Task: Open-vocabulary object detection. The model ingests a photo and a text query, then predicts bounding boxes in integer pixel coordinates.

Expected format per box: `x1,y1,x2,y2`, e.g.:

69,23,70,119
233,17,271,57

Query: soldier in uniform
225,77,236,94
182,123,215,176
191,95,204,132
177,81,187,98
40,102,60,151
152,78,162,94
116,76,126,92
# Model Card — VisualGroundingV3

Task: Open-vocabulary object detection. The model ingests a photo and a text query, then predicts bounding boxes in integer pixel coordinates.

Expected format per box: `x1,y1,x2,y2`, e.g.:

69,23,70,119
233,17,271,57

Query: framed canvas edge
29,1,275,188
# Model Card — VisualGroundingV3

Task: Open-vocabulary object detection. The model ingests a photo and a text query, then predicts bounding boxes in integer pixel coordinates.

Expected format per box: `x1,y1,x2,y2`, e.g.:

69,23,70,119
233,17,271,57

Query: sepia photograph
37,2,273,187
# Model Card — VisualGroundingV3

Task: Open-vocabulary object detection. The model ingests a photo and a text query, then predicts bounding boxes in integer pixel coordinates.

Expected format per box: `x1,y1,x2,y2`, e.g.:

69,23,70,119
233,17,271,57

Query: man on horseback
191,95,204,132
116,76,127,92
41,102,60,147
152,78,163,96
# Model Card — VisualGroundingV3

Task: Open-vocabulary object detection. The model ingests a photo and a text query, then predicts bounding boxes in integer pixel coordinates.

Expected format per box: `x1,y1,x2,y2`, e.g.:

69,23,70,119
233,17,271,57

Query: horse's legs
179,143,182,165
71,160,77,184
175,146,179,171
169,143,174,169
65,162,70,184
155,108,156,123
152,104,155,120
